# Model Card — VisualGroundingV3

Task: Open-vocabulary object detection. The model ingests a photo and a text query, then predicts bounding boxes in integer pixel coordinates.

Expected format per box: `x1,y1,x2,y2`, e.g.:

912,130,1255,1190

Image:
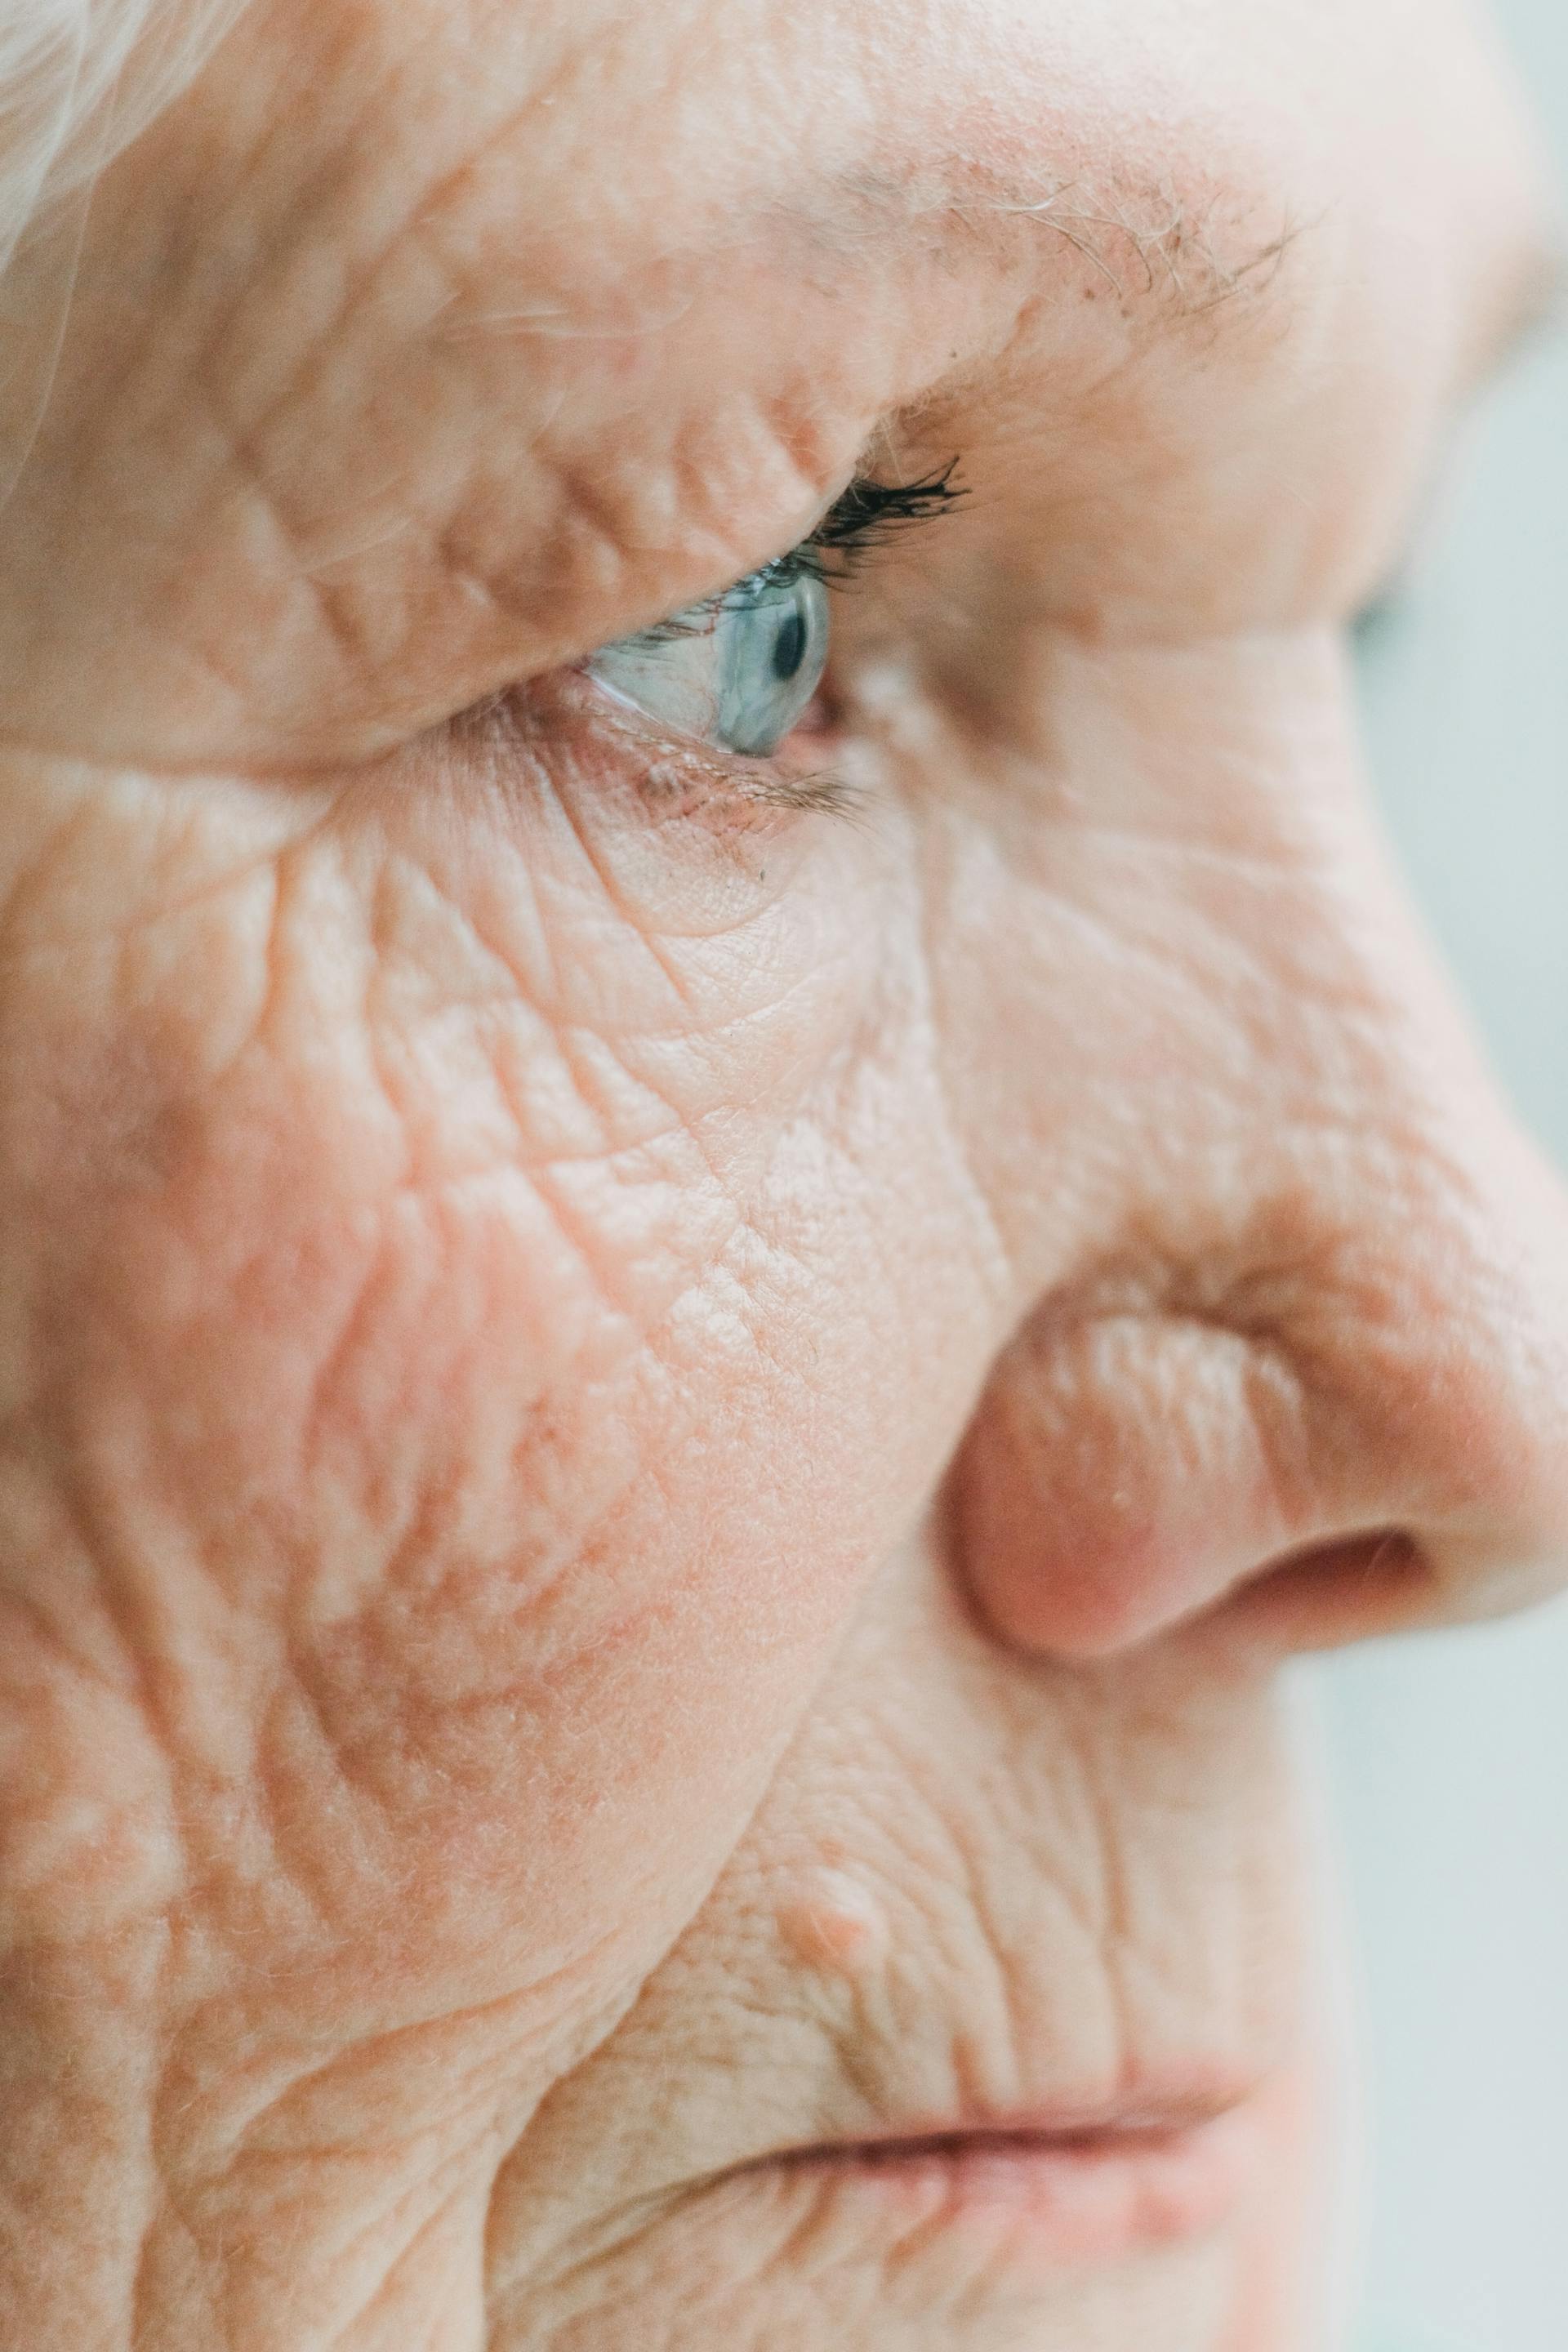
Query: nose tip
952,1174,1568,1660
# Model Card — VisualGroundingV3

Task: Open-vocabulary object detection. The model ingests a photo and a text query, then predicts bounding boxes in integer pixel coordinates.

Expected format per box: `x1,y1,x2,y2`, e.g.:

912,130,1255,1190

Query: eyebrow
827,147,1568,378
812,161,1303,332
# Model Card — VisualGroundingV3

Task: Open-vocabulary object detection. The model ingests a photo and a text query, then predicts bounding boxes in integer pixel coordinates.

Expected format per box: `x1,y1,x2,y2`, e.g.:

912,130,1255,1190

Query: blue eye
587,568,831,757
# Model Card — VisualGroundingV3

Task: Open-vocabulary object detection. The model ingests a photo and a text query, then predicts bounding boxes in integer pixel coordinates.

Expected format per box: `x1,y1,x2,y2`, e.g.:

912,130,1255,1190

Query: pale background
1326,2,1568,2345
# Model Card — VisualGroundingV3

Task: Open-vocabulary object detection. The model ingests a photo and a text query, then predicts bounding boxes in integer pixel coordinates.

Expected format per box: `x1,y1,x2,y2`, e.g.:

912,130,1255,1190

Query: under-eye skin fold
585,465,963,760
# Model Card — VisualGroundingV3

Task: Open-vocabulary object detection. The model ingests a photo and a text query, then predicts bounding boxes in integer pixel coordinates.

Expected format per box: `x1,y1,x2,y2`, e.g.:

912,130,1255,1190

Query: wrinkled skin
1,0,1566,2345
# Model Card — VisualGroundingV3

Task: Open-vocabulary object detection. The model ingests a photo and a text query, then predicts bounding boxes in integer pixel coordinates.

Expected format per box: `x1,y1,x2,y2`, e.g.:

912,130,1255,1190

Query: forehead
0,0,1552,769
382,0,1539,270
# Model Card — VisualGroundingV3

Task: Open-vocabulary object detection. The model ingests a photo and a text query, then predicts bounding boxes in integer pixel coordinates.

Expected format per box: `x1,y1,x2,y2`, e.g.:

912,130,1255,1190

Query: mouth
742,2081,1271,2273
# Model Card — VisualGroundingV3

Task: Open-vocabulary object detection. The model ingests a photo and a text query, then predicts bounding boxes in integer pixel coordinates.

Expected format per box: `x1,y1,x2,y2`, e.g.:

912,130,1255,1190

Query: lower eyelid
539,663,862,825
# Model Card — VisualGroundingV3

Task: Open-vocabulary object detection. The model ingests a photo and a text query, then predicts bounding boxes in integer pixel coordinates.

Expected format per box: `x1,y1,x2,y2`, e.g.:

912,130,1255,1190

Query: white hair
0,0,245,274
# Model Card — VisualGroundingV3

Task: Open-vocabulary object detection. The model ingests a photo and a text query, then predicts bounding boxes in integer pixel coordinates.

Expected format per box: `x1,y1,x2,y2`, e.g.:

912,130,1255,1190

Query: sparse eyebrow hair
822,144,1568,370
807,161,1304,328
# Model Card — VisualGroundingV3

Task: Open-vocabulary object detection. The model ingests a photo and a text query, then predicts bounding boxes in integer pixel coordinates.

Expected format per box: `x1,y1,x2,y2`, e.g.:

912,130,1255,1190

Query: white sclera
588,570,830,757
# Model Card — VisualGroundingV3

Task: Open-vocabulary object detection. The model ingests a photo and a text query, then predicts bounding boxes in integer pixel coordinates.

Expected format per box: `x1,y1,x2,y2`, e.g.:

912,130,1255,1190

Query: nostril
1218,1529,1435,1651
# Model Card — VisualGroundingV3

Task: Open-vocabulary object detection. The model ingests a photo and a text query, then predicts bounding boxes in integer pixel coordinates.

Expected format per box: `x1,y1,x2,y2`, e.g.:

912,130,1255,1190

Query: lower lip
764,2105,1264,2274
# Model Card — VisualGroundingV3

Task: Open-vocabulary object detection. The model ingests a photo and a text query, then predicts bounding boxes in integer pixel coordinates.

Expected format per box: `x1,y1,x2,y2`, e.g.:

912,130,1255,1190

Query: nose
951,767,1568,1666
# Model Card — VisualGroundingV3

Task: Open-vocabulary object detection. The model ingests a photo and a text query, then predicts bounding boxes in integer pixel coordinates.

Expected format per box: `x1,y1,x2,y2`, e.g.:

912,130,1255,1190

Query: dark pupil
771,604,808,684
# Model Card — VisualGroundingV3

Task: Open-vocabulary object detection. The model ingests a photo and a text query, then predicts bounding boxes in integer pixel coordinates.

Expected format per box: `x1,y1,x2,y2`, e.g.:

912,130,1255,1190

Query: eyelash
747,458,964,602
774,460,965,586
652,460,966,637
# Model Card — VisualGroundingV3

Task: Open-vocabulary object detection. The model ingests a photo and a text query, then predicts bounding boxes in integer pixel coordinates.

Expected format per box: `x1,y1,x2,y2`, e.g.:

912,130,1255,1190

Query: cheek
0,762,1000,2029
3,754,863,1533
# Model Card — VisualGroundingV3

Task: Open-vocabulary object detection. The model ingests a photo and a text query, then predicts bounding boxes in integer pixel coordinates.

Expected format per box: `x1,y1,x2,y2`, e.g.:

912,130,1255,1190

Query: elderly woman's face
1,0,1566,2343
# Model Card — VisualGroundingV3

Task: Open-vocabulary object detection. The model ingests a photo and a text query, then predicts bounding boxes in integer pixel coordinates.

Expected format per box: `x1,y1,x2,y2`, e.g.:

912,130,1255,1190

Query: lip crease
747,2078,1272,2273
